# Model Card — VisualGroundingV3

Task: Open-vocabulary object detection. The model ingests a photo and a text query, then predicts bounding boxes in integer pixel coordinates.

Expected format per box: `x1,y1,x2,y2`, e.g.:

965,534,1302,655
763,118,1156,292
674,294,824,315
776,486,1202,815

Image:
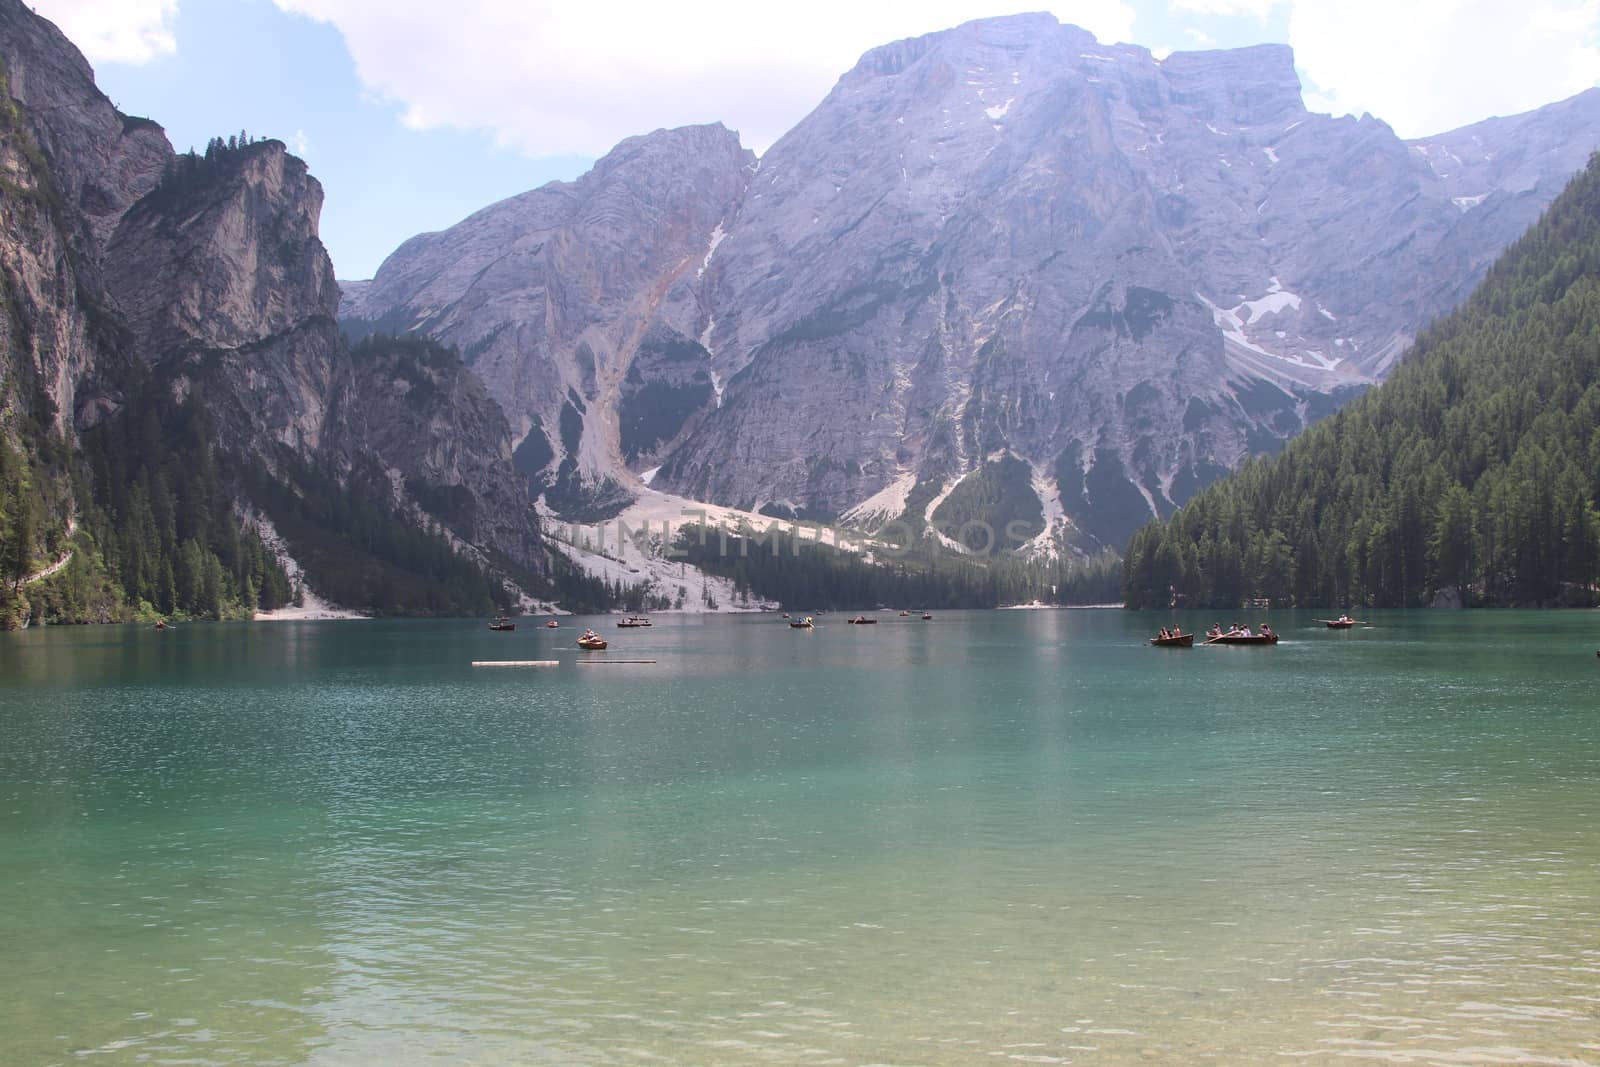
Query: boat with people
922,612,933,620
789,616,815,629
1204,623,1279,645
576,630,607,650
488,616,516,631
1150,627,1193,647
616,615,653,628
1315,614,1362,628
545,620,559,628
846,616,878,624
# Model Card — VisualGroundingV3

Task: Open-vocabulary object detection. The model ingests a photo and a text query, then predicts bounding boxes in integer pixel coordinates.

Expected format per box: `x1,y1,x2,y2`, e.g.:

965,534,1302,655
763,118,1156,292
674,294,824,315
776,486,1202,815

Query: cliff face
0,0,543,606
660,17,1600,545
344,14,1600,550
0,0,166,438
341,123,755,516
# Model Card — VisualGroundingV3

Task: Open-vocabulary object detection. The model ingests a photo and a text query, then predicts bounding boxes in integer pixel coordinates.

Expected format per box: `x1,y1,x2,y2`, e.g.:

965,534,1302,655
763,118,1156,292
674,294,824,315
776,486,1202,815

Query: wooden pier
470,660,560,668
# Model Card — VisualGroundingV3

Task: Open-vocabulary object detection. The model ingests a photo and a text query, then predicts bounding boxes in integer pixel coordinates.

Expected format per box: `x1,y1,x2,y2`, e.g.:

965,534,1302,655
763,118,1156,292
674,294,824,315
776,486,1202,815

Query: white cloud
29,0,178,64
1289,0,1600,137
1170,0,1286,17
271,0,1136,157
292,128,310,157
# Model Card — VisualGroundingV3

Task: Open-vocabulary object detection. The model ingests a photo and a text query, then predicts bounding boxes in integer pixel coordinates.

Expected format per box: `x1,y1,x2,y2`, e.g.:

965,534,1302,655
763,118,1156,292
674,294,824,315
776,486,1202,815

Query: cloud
271,0,1136,157
29,0,178,64
1171,0,1286,17
1289,0,1600,136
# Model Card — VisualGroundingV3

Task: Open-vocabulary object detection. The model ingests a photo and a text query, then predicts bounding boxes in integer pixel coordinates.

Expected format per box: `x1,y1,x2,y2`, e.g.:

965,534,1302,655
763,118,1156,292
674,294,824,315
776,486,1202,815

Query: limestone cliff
344,15,1600,551
0,0,544,613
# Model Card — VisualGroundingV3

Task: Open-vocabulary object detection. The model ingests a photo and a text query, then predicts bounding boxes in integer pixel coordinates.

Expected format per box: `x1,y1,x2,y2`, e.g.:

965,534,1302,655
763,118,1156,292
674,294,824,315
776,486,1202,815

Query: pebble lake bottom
1,609,1596,1064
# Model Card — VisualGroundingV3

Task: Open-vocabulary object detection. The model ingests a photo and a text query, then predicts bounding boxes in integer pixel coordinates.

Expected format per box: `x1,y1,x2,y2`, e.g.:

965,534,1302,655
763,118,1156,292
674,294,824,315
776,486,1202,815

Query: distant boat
1315,616,1362,628
789,616,814,629
1150,632,1193,647
899,610,910,617
1206,631,1278,645
616,616,653,628
846,616,877,624
545,620,559,628
488,616,516,631
922,612,933,620
577,630,607,650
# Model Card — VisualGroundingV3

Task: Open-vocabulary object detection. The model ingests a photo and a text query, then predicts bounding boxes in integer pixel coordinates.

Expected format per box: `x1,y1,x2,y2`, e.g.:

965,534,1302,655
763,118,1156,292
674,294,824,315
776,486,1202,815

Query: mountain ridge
342,13,1600,552
0,0,568,623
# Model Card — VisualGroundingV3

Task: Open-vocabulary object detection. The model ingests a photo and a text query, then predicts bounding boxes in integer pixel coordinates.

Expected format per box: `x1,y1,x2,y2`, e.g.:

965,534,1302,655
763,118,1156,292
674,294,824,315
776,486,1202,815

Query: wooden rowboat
577,632,607,650
1206,633,1279,645
1150,633,1194,647
1315,617,1360,628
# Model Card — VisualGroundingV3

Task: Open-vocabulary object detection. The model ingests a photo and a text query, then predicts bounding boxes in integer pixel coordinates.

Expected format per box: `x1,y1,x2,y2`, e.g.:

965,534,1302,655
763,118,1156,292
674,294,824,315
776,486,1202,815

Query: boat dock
471,660,560,668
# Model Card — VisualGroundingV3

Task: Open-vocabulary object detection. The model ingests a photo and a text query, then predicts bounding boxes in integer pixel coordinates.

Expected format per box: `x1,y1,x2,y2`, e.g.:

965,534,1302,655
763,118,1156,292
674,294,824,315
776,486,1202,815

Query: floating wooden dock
575,659,657,665
471,660,560,668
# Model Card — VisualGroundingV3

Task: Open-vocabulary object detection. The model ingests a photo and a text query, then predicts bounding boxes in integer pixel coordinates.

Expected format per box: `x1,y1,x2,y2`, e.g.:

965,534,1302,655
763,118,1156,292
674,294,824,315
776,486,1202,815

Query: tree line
677,523,1122,610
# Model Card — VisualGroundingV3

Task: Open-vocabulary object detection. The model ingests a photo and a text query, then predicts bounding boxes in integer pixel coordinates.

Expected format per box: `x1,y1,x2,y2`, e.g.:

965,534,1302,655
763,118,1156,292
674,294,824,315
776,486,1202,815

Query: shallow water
2,610,1597,1064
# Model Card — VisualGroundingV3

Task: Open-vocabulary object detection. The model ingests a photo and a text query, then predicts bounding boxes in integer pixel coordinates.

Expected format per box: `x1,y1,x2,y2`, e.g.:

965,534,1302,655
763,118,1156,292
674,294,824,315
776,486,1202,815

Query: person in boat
1260,624,1274,638
1158,627,1170,639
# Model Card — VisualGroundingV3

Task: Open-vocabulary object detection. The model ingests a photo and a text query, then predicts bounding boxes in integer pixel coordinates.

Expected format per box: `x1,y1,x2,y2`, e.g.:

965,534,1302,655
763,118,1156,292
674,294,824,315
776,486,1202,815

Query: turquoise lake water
2,610,1597,1064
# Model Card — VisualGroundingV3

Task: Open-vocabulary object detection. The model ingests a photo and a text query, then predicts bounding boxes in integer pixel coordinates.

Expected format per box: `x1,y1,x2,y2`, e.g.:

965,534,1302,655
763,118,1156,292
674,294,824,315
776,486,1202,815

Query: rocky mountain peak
0,0,169,256
345,18,1600,553
1160,43,1302,127
107,139,338,360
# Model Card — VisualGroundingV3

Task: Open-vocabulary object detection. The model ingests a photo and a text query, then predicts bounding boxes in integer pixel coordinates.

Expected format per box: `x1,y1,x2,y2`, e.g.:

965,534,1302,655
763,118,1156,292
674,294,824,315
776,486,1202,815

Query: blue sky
38,0,1600,280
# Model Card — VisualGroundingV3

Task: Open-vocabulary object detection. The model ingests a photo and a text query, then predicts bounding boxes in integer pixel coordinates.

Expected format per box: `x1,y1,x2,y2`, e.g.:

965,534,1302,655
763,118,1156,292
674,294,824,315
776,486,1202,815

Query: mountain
0,0,551,623
341,124,756,520
1123,151,1600,610
343,15,1600,552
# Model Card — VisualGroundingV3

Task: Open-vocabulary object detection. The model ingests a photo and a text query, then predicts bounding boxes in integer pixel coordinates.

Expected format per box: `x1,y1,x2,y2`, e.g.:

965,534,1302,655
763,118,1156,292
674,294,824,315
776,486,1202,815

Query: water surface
3,610,1597,1064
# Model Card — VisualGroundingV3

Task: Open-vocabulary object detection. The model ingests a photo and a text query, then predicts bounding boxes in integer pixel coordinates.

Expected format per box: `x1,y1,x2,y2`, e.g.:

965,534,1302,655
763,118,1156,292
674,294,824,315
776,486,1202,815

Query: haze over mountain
343,14,1600,551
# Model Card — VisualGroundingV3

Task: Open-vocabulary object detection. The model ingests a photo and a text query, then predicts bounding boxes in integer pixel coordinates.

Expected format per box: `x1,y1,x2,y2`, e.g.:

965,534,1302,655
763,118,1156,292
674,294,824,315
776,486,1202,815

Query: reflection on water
2,611,1598,1063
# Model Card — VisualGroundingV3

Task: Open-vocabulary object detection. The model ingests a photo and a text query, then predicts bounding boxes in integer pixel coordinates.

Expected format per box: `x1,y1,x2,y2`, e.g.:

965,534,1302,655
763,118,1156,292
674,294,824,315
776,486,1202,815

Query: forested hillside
680,526,1123,610
1123,153,1600,610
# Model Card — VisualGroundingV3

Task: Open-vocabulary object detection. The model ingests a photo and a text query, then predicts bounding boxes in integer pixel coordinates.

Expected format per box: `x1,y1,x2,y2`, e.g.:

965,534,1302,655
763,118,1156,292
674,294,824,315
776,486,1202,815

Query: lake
2,610,1597,1064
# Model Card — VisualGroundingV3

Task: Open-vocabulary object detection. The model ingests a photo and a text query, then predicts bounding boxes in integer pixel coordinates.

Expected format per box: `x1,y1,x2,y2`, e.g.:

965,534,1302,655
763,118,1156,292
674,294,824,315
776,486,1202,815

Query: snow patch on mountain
696,222,726,279
841,469,917,528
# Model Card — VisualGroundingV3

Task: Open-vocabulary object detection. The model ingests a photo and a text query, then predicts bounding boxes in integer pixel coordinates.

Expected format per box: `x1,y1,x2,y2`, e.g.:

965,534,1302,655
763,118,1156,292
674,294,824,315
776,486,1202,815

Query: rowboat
616,615,653,628
488,616,516,631
1206,632,1279,645
1150,633,1194,647
577,630,607,650
1315,616,1361,628
846,616,877,624
789,616,814,629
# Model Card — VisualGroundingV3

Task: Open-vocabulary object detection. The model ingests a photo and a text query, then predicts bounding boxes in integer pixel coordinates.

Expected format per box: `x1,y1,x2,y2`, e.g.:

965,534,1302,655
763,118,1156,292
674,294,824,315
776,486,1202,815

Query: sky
30,0,1600,280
